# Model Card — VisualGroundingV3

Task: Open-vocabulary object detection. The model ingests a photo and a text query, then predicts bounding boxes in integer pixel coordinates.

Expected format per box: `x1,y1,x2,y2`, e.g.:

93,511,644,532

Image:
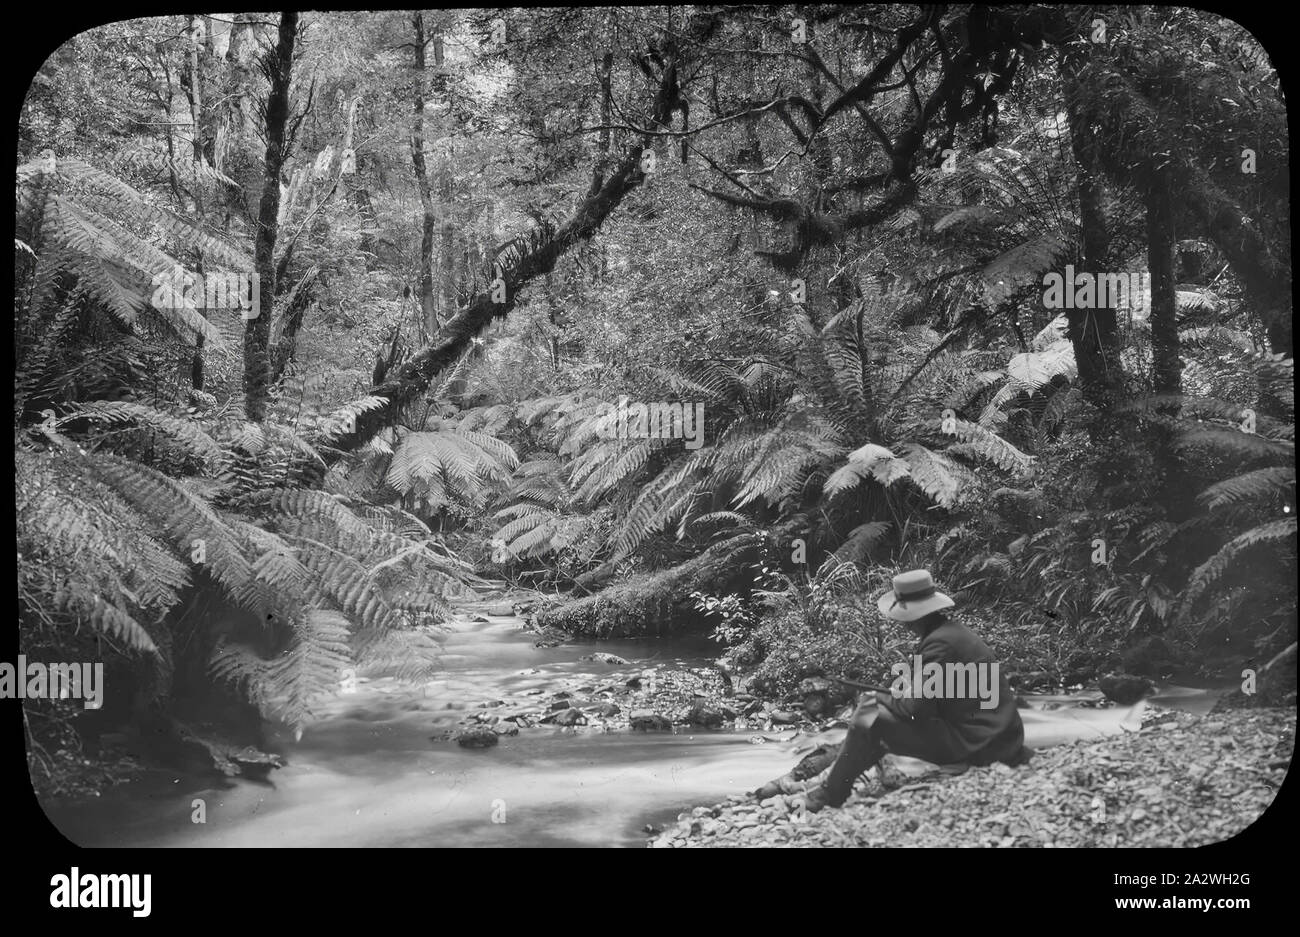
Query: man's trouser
819,695,968,805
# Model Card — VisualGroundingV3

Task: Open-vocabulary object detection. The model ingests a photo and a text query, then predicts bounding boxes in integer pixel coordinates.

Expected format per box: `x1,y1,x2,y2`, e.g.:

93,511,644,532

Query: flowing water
43,607,1224,848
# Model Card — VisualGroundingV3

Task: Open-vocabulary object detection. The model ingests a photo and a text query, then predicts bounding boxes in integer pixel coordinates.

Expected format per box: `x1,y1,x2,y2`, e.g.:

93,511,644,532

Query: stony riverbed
647,706,1293,847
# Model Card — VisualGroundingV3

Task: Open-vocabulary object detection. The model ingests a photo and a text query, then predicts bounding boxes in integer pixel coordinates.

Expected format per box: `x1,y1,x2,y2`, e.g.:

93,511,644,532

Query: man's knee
849,708,874,733
851,701,890,734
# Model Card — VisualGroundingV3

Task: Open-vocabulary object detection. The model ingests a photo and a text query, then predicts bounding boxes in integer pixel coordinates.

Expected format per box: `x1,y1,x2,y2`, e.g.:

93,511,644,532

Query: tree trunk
270,267,319,384
1145,168,1181,394
434,30,459,324
1184,175,1291,356
410,12,439,338
184,15,208,392
243,11,297,423
1065,66,1124,415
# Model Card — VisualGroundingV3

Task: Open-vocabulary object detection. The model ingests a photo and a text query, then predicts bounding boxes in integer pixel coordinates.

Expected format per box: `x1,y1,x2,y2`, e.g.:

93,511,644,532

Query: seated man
764,570,1031,813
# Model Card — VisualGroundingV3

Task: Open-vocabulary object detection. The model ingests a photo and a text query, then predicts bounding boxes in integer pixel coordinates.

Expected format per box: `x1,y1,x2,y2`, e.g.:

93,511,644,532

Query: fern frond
58,401,225,466
53,587,158,653
1182,518,1297,612
835,521,892,564
1174,427,1292,461
1197,466,1296,509
211,607,352,729
87,453,253,596
899,443,960,508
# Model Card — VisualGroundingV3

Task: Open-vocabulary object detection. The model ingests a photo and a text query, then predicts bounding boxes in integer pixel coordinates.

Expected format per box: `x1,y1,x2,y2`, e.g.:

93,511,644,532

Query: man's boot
803,781,848,814
751,743,841,799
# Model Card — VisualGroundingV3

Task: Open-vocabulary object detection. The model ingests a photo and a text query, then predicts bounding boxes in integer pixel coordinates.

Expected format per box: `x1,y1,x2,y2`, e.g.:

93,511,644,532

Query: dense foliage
16,6,1292,794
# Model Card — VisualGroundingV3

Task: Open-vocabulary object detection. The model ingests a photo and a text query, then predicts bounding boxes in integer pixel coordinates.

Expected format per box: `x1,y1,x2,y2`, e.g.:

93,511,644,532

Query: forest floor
646,704,1293,847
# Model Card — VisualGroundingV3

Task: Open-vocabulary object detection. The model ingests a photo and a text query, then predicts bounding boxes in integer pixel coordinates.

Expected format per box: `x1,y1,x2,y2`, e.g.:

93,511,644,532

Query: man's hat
877,569,955,622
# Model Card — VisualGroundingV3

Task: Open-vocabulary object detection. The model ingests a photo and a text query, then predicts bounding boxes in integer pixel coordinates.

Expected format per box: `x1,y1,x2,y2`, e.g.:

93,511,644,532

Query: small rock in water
228,747,284,780
454,727,499,749
493,723,519,736
591,702,621,717
545,708,587,727
1098,673,1156,705
484,604,515,617
579,652,630,665
769,710,801,725
548,699,571,711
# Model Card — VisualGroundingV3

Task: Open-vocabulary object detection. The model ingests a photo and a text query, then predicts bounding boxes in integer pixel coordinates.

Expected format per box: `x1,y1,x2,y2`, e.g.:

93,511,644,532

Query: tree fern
824,442,911,496
386,425,518,512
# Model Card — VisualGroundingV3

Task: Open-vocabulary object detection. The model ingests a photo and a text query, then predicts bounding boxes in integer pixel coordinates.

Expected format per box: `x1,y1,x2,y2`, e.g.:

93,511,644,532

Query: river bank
647,705,1293,847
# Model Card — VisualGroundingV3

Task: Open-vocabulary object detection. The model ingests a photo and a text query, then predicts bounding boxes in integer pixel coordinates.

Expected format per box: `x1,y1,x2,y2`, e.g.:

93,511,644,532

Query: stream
43,605,1224,848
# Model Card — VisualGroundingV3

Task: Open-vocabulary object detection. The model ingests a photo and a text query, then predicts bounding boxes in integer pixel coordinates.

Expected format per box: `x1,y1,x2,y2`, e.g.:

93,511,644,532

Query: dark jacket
880,616,1025,765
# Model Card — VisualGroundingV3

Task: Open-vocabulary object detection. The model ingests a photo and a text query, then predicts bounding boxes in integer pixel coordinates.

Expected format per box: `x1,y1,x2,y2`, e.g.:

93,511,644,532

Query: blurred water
45,612,792,847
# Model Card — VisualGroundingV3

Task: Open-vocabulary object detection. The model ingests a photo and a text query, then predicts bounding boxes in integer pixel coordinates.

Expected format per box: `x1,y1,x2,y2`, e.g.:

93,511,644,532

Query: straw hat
877,569,955,622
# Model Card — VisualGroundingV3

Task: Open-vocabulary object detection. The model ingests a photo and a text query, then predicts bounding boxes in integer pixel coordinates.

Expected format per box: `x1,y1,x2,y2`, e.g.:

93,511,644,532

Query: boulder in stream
579,653,630,665
629,710,673,732
454,727,500,749
1098,673,1157,705
228,746,285,781
686,703,725,728
544,708,588,727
